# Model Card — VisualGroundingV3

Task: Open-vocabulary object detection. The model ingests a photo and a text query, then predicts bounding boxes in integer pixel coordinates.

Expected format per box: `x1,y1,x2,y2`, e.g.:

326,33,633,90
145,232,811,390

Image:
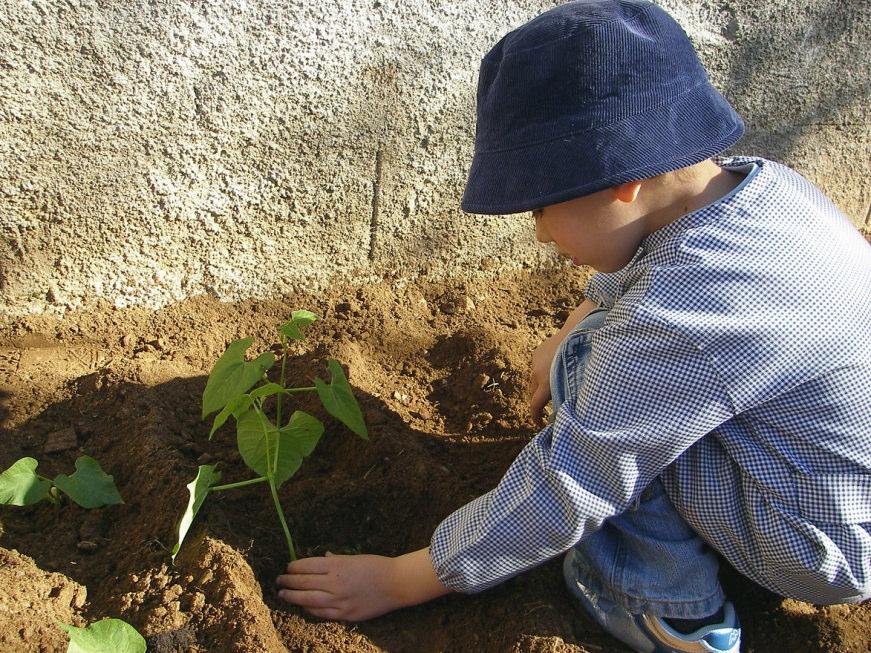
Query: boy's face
533,186,647,273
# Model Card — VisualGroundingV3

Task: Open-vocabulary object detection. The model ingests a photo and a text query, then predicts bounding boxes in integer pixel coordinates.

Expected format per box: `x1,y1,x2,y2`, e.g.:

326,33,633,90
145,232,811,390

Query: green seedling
58,618,146,653
173,310,368,563
0,456,123,509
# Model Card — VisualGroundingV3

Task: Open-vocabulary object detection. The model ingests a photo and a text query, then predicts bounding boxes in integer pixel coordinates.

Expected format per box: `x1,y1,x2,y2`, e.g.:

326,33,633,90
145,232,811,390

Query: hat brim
461,82,744,215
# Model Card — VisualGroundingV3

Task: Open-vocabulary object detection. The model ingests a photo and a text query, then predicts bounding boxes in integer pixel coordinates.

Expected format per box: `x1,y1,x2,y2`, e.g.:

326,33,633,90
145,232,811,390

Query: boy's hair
461,0,744,216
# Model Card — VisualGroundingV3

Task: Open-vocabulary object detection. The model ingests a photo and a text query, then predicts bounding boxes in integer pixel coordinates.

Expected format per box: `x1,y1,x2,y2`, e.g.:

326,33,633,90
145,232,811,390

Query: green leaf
236,408,278,479
277,411,325,473
208,394,254,439
248,382,288,401
279,310,318,341
208,384,289,440
0,457,52,506
172,464,221,563
202,338,275,418
53,457,123,509
58,618,146,653
236,409,324,488
315,360,368,440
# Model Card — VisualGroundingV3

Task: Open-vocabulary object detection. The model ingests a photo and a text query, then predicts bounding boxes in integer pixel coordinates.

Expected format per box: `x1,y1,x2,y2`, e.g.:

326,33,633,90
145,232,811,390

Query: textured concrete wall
1,0,869,315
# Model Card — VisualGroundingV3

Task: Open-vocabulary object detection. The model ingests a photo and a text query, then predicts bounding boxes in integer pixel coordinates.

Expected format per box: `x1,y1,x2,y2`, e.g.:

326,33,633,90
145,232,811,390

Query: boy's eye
532,208,543,220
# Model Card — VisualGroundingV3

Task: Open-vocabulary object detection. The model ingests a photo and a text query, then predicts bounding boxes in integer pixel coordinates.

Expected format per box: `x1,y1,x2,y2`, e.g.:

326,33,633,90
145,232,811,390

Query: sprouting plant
57,618,145,653
173,310,368,563
0,456,123,509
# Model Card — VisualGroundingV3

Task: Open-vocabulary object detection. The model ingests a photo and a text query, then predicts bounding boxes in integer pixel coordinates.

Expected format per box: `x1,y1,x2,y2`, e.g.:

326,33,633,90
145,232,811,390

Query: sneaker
562,552,741,653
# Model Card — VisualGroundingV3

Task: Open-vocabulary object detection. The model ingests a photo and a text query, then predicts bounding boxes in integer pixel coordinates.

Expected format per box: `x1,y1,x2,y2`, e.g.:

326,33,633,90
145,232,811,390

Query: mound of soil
1,270,868,652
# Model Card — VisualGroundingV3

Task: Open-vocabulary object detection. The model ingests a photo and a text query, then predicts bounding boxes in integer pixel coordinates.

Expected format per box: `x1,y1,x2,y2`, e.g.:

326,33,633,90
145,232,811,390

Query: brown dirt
0,269,868,653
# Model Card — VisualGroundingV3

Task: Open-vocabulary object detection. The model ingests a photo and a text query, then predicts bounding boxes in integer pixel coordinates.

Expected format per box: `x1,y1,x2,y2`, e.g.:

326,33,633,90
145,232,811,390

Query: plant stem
269,480,296,561
254,406,295,559
255,406,275,480
274,344,288,476
210,476,268,492
286,386,316,393
276,338,287,429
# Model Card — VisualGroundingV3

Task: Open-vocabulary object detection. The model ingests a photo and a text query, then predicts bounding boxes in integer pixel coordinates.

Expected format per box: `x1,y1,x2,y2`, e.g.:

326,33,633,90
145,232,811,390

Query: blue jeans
552,308,725,619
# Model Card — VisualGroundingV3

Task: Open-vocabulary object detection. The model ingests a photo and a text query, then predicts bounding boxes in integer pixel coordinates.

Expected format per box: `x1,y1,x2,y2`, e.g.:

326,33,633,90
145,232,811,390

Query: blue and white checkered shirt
430,158,871,602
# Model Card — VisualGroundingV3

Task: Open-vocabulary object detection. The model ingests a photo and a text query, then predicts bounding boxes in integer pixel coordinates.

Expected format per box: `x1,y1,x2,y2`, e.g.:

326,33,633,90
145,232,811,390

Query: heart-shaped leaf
0,457,52,506
202,338,275,418
53,457,123,509
172,464,221,563
236,409,301,486
280,310,318,341
58,618,146,653
315,360,368,440
276,411,325,481
236,408,279,479
236,409,324,488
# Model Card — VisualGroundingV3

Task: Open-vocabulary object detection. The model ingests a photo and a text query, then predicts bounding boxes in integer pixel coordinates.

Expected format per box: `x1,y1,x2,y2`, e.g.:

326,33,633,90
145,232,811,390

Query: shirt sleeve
429,310,736,592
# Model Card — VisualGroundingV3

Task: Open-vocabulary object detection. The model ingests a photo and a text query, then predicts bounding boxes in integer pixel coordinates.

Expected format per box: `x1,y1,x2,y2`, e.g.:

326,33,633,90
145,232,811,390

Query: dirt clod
439,291,475,315
43,426,78,453
0,549,87,652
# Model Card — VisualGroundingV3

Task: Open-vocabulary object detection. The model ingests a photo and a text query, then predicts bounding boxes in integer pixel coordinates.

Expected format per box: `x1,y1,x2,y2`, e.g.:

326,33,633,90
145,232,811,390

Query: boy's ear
611,180,643,203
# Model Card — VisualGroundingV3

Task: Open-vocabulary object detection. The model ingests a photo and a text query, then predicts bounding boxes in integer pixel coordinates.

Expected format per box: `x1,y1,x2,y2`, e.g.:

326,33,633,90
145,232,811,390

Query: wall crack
368,146,384,262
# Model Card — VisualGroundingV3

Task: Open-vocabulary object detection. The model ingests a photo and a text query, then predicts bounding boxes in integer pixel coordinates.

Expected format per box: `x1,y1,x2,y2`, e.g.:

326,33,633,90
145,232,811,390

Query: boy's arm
276,547,451,621
529,298,598,424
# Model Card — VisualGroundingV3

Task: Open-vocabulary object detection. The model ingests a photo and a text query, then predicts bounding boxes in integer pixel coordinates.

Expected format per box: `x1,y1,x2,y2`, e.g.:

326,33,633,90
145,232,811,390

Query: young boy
277,2,871,651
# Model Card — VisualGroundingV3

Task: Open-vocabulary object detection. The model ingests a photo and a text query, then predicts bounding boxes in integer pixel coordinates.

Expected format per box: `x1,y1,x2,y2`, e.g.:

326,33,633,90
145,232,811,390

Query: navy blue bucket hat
461,0,744,215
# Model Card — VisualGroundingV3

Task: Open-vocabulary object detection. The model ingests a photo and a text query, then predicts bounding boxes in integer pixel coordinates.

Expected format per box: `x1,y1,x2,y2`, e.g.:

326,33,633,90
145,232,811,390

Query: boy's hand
530,334,561,424
276,547,451,621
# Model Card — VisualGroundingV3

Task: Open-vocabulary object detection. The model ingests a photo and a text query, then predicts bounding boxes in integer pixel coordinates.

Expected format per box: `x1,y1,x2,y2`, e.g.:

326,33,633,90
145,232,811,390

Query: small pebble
439,292,475,315
44,427,77,454
77,540,99,553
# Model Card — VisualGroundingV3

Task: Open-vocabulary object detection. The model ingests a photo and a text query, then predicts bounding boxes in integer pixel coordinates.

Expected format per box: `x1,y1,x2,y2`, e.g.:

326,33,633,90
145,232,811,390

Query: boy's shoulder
714,156,809,204
588,155,868,310
712,156,843,218
653,155,854,251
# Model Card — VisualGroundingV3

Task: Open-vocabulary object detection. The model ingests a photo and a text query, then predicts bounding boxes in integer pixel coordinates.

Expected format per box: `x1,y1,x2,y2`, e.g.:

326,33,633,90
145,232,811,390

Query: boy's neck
642,160,744,236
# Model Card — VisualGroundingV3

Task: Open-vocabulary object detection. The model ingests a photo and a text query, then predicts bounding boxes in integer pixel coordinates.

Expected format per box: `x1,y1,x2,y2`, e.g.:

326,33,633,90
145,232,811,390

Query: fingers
277,553,400,622
277,556,339,611
277,590,359,622
285,556,333,574
276,564,354,621
276,572,333,592
529,383,551,425
306,607,344,620
277,588,336,609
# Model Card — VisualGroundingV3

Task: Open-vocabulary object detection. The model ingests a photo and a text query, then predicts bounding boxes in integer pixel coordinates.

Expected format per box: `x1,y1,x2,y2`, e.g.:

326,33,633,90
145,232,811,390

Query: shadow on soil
0,350,864,652
0,360,603,651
